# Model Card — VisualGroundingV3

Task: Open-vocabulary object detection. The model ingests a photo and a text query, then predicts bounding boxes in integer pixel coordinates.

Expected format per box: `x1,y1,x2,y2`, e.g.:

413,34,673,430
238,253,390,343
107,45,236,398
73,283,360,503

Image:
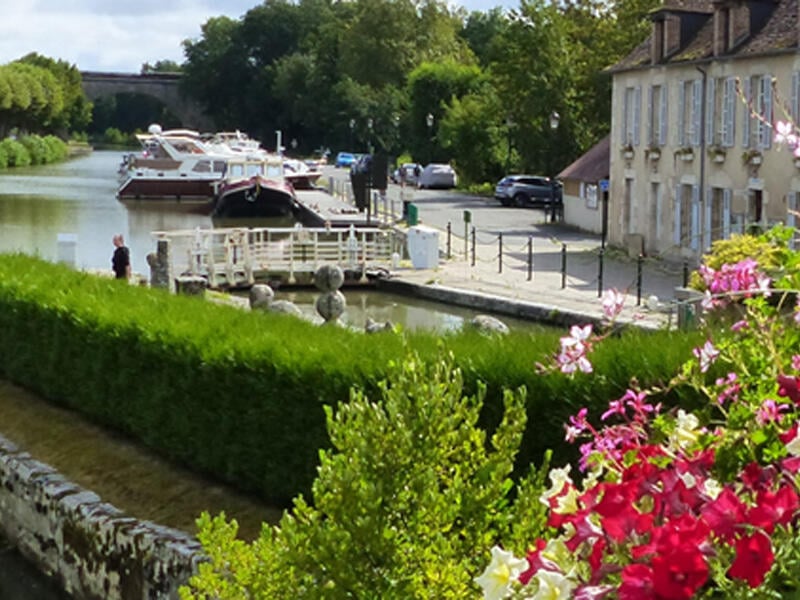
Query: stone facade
0,435,201,600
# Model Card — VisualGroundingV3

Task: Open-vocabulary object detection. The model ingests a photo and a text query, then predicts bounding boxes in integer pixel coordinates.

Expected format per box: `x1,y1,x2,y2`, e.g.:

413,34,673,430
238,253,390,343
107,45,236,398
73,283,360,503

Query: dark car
495,175,562,207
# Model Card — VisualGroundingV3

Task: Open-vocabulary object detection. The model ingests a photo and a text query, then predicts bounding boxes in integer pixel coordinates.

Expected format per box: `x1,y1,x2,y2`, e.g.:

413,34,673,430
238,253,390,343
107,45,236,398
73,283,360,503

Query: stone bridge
80,71,214,131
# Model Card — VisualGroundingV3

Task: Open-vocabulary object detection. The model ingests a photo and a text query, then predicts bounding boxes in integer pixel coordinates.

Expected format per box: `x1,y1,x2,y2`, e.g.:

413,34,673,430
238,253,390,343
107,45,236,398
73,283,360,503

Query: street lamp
367,118,374,154
426,113,434,164
349,118,355,150
505,116,515,173
549,111,560,130
548,110,561,220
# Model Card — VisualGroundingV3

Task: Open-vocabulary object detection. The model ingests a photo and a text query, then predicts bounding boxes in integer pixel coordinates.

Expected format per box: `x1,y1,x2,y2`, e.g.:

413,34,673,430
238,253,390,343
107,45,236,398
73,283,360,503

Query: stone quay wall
0,434,202,599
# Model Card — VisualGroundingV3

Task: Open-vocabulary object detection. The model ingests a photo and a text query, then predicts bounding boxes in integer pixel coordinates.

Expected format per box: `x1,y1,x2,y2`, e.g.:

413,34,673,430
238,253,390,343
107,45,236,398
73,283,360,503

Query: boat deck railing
152,225,400,290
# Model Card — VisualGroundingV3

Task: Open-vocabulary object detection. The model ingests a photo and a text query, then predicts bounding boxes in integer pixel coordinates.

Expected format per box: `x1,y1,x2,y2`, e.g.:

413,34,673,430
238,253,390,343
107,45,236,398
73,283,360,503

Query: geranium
478,249,800,599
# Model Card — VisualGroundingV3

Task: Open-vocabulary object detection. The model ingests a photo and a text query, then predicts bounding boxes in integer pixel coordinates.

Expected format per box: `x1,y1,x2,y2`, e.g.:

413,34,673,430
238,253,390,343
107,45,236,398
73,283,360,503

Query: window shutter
723,189,732,239
704,188,712,251
674,185,682,245
646,86,654,145
723,78,735,147
706,78,716,145
634,86,642,146
742,78,751,148
691,185,700,251
678,81,686,147
622,88,629,144
692,80,702,146
762,74,772,149
659,86,668,145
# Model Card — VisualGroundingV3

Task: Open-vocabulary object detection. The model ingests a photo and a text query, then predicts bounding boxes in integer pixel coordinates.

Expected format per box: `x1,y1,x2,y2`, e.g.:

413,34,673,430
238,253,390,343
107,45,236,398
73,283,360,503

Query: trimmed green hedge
0,254,703,504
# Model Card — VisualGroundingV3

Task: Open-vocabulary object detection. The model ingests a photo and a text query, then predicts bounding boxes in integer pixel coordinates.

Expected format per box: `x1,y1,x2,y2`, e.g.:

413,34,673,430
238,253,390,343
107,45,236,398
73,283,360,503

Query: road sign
599,179,609,192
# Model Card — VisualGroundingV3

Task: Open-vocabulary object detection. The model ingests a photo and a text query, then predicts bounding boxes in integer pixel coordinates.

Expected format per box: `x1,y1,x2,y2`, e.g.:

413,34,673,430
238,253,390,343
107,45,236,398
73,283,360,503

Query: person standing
111,234,131,280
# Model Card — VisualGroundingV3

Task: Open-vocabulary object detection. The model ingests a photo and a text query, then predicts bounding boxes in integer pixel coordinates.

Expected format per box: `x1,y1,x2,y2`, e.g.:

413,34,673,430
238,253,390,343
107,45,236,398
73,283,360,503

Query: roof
608,0,797,73
557,134,610,182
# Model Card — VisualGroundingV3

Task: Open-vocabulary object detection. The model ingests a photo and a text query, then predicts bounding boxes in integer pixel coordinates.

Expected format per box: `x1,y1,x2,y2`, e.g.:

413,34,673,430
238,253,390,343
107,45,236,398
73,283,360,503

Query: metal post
527,235,533,281
498,233,503,273
683,260,689,287
598,248,604,298
446,222,452,259
471,226,476,267
636,254,643,306
561,243,567,289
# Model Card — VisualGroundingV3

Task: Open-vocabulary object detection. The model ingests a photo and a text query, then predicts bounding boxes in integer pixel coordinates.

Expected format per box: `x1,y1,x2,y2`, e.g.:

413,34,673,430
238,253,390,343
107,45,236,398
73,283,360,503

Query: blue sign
599,179,609,192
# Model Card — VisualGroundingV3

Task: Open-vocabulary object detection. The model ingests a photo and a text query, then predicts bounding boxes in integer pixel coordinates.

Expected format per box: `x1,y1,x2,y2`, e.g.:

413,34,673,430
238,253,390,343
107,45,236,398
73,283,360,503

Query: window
707,77,736,147
678,79,702,146
622,86,641,146
647,85,667,146
706,187,731,244
742,74,773,149
673,184,698,248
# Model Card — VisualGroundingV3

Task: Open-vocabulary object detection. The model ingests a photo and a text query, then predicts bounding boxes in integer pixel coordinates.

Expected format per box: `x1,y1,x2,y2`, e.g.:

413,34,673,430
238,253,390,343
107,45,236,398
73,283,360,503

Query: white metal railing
152,225,399,289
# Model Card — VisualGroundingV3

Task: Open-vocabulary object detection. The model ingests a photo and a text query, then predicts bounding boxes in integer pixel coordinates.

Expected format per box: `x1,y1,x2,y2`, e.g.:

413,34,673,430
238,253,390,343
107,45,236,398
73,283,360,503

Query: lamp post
367,118,374,154
349,118,355,150
548,110,561,221
426,112,434,164
505,116,515,173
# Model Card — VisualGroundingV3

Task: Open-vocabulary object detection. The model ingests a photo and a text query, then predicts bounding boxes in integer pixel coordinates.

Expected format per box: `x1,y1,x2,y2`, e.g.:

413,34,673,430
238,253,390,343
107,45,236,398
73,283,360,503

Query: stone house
607,0,800,260
557,134,610,236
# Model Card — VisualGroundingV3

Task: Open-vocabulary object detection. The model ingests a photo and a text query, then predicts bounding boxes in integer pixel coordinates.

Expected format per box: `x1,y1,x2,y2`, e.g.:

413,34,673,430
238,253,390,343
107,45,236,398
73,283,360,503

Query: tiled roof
609,0,798,73
557,134,610,182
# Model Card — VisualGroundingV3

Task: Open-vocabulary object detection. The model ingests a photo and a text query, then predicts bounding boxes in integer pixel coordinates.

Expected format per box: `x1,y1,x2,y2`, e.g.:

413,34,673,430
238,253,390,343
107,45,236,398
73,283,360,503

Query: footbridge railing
151,225,400,290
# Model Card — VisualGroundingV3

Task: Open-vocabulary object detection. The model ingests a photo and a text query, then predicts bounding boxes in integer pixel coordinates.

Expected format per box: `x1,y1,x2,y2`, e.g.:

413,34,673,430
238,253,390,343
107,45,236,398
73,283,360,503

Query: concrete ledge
0,434,202,599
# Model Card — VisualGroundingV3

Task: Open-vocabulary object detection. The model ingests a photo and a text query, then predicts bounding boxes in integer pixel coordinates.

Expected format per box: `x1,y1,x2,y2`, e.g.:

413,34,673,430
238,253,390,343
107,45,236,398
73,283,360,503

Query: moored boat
212,156,300,219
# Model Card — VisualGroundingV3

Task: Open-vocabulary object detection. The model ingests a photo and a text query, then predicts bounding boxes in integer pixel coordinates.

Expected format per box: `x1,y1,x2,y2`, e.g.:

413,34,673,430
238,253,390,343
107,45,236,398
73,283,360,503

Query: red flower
728,531,774,587
701,487,746,541
777,374,800,404
519,538,548,585
619,563,655,600
651,545,709,599
747,485,799,534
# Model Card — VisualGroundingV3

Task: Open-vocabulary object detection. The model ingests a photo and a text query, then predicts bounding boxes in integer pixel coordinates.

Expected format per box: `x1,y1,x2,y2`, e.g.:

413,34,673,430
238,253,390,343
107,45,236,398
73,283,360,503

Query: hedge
0,254,703,504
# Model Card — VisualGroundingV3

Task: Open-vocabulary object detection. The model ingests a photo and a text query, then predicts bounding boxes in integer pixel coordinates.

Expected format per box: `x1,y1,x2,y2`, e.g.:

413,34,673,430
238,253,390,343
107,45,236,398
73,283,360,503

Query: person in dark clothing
111,234,131,280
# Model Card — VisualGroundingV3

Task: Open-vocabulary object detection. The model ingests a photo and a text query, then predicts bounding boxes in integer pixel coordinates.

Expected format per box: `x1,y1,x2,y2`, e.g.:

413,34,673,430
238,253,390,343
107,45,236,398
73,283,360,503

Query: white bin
407,225,439,269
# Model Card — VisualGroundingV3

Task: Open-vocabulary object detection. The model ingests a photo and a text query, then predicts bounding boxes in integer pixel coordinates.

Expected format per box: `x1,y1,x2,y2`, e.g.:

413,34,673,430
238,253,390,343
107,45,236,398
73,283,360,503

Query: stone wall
0,435,202,600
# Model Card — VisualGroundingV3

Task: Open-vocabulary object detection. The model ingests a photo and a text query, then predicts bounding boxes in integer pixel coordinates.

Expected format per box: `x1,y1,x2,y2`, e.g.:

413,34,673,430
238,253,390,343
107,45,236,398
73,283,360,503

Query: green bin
407,203,419,226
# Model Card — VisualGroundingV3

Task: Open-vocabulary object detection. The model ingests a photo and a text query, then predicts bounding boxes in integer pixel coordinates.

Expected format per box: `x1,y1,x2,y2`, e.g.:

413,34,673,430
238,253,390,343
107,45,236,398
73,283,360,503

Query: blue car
335,152,356,168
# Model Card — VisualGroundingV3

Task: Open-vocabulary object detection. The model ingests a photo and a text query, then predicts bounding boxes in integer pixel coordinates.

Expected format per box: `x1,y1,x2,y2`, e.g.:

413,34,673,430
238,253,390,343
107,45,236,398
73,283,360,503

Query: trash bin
407,225,439,269
407,203,419,226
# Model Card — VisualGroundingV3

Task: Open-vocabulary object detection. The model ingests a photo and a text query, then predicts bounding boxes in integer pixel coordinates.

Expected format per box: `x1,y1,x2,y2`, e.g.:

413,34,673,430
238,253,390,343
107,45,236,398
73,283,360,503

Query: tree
141,60,182,73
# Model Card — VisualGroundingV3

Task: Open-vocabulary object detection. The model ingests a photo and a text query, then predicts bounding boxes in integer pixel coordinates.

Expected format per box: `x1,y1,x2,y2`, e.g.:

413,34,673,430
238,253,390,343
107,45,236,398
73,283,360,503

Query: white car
417,163,457,189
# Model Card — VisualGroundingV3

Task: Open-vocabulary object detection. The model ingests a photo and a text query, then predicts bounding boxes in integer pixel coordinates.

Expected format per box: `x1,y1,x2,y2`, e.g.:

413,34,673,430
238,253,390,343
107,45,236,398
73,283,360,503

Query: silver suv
495,175,562,207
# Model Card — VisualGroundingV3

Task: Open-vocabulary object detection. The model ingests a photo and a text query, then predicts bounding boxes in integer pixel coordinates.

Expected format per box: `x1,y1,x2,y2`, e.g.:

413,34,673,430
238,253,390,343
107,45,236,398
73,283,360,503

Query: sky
0,0,515,73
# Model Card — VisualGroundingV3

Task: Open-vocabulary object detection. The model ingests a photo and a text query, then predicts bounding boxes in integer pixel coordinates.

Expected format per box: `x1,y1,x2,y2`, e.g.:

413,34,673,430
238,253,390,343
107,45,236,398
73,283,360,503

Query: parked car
417,163,457,189
391,163,422,185
494,174,562,207
335,151,356,168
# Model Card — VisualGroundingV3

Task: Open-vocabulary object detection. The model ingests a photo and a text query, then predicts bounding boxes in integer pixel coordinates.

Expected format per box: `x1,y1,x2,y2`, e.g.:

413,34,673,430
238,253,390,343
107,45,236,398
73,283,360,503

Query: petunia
727,532,774,588
475,545,529,600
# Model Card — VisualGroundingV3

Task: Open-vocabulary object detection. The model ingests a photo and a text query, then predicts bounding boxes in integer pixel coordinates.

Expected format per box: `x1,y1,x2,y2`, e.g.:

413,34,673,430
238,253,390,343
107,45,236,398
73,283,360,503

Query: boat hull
117,176,218,202
213,178,299,219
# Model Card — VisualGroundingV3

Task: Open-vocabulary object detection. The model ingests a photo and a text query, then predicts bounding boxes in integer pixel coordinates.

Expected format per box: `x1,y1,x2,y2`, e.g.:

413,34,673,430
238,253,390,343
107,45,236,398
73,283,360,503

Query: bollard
561,243,567,289
636,254,643,306
527,236,533,281
446,222,452,259
598,249,604,298
683,260,689,287
471,227,476,267
498,233,503,273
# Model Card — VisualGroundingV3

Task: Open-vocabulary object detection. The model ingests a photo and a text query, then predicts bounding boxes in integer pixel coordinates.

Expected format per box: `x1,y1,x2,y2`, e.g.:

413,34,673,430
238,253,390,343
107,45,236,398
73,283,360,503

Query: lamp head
549,111,560,130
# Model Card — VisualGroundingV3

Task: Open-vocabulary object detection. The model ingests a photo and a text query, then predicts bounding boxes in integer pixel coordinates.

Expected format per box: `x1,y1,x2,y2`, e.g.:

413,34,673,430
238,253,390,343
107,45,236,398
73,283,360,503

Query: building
608,0,800,261
557,134,610,237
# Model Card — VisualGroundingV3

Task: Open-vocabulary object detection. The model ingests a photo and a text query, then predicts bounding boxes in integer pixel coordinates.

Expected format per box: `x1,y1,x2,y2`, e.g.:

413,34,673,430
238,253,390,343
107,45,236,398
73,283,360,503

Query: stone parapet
0,435,201,599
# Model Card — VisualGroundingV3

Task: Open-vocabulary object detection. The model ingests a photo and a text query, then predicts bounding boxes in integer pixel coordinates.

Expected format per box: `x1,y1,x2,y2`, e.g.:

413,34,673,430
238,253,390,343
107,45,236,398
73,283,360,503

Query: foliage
181,352,552,599
475,257,800,599
0,138,31,167
0,254,701,507
689,227,796,291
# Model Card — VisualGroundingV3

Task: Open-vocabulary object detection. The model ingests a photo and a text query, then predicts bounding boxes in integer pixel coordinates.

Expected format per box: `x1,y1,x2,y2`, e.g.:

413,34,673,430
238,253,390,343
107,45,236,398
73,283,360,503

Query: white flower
678,471,697,489
702,478,723,500
529,569,577,600
601,288,625,320
669,409,700,450
475,546,529,600
540,465,573,505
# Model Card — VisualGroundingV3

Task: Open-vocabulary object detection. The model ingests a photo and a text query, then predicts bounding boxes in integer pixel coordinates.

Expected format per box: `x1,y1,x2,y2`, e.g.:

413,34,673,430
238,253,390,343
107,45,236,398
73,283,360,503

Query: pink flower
693,340,719,373
601,288,625,320
755,398,788,426
775,120,798,146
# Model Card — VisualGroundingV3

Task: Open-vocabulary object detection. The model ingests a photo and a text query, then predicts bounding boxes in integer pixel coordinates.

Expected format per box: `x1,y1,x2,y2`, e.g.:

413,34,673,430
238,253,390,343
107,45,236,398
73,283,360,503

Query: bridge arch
80,71,214,131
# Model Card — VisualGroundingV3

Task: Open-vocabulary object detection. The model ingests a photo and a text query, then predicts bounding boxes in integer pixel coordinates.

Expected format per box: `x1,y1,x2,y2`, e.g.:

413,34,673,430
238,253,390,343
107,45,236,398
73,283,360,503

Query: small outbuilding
556,134,609,235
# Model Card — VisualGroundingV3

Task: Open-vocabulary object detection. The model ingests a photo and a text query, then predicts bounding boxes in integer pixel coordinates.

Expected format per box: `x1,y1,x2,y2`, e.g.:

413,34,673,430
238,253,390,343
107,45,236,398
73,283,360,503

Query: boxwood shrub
0,254,703,504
